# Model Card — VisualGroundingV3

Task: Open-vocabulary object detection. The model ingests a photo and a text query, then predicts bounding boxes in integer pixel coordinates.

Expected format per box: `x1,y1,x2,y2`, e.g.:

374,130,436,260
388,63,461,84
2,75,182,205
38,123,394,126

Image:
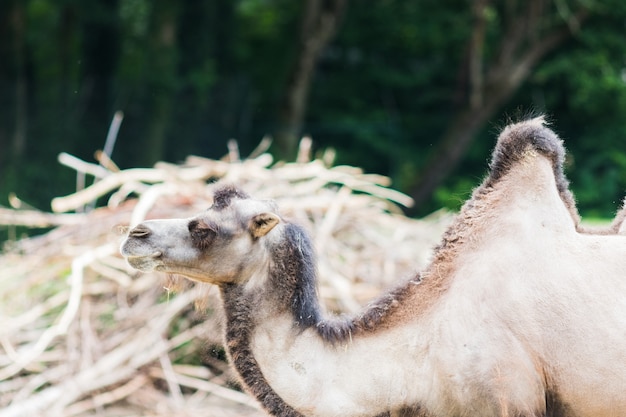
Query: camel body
121,118,626,417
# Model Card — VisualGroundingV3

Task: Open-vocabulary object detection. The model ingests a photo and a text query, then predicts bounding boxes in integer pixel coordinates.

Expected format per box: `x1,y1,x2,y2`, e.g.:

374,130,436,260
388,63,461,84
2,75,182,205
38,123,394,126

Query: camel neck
218,223,430,416
220,283,306,417
220,282,428,417
262,222,426,343
217,223,324,415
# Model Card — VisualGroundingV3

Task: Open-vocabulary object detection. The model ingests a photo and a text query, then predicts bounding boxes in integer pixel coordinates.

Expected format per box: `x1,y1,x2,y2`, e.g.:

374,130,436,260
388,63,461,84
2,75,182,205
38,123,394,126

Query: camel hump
487,116,566,187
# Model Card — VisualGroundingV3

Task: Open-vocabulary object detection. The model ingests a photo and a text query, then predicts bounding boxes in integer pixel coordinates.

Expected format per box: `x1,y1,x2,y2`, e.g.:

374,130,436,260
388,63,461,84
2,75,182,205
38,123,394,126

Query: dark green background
1,0,625,224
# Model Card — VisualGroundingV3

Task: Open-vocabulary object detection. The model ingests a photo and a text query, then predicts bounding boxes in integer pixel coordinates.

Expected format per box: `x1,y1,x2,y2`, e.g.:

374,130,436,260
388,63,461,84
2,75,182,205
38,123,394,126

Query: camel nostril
129,224,151,238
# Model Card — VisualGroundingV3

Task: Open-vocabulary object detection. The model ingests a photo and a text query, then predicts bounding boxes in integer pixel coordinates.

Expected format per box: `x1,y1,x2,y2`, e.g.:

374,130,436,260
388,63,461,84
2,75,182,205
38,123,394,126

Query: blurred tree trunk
274,0,347,160
142,0,179,165
0,0,20,173
80,0,120,159
11,1,27,160
59,5,77,118
408,0,589,213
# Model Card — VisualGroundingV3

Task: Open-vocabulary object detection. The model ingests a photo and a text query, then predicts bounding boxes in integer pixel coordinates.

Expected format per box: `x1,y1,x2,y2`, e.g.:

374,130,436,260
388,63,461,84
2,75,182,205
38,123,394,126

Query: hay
0,143,452,417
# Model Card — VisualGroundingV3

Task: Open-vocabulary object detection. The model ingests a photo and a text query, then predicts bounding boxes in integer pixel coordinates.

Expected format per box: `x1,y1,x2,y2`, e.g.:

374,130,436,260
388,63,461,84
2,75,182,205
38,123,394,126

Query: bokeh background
2,0,626,221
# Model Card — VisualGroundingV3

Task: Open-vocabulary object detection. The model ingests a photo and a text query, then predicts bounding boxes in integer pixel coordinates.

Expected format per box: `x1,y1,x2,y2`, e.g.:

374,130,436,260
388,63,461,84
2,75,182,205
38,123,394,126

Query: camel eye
188,220,217,249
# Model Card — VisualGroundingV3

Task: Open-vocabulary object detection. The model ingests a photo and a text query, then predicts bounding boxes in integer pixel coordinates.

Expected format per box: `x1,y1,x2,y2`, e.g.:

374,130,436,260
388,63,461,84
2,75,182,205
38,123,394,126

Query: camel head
120,185,282,285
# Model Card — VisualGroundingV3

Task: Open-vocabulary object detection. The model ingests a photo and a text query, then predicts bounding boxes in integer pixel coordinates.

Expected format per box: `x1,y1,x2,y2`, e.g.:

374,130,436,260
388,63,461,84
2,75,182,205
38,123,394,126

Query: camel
120,117,626,417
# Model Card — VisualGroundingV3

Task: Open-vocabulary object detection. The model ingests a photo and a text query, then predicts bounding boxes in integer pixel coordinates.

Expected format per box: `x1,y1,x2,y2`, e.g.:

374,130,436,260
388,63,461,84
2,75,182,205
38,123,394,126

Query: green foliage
308,0,469,187
1,0,626,220
433,178,477,213
518,1,626,216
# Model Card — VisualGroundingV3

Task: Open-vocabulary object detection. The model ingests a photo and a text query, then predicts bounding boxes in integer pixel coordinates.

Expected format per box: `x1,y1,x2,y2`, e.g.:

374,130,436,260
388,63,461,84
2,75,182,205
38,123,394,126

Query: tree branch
408,2,589,213
469,0,490,109
274,0,348,160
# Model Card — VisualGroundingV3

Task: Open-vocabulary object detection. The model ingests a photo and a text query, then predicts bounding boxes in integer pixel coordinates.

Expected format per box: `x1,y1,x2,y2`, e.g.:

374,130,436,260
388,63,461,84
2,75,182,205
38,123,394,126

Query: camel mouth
126,251,162,259
124,251,163,272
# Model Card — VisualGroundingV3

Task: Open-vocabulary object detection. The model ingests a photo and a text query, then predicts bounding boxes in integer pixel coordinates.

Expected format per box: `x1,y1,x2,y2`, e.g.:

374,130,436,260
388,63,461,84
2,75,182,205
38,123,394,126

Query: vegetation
1,0,626,219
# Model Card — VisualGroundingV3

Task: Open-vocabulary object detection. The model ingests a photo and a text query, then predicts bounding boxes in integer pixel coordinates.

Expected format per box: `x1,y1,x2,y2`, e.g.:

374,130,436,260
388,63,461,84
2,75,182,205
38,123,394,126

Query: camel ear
249,212,280,238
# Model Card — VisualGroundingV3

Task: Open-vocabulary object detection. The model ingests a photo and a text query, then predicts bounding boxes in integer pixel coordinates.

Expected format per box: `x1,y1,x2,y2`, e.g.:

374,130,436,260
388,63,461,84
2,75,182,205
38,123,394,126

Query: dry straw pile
0,141,452,417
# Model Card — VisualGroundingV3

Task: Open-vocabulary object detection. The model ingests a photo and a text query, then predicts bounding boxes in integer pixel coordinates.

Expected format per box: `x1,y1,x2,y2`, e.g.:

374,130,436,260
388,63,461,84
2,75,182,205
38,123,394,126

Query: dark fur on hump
485,116,581,225
212,184,250,210
487,117,566,189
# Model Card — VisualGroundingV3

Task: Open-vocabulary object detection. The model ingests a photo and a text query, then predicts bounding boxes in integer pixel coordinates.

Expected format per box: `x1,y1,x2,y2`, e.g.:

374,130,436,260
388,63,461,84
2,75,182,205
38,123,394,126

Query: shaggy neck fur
221,282,305,417
220,222,431,416
218,224,318,417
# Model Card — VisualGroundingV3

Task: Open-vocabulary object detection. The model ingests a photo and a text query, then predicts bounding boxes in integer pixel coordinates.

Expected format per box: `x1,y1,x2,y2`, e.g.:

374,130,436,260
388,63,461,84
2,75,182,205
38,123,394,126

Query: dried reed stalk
0,142,452,416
